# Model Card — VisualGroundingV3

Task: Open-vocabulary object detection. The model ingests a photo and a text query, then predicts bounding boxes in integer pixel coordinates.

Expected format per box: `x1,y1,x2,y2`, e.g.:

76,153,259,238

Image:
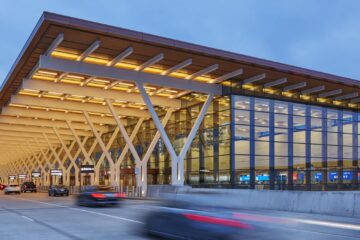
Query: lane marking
21,215,34,222
69,207,143,224
6,195,143,224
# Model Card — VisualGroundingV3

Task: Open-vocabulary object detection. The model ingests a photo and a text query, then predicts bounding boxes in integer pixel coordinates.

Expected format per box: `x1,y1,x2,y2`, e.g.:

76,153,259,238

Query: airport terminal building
0,12,359,192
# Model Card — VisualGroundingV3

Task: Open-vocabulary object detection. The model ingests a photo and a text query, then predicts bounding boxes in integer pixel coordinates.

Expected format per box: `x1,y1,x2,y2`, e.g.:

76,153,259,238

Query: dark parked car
144,200,253,240
76,186,125,207
48,185,69,196
20,182,37,193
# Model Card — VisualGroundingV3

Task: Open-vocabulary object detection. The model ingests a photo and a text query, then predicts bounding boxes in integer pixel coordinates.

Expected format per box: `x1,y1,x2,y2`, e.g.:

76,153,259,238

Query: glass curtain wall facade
75,94,359,191
232,95,360,190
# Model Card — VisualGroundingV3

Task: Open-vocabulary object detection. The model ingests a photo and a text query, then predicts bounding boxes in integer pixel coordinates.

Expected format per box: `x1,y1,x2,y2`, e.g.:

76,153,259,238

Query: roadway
0,192,359,240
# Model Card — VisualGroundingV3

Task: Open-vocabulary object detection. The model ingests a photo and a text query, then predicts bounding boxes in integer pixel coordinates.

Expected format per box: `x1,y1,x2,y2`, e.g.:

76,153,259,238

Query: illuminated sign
18,174,26,179
80,165,94,173
50,169,63,176
32,172,41,177
8,175,16,180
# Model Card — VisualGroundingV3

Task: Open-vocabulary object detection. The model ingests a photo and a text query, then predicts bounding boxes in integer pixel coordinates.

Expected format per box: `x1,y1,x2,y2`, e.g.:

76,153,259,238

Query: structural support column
337,110,344,190
322,108,328,190
136,82,214,186
352,112,359,190
83,111,116,186
269,100,275,190
249,97,256,189
288,103,294,190
305,105,312,191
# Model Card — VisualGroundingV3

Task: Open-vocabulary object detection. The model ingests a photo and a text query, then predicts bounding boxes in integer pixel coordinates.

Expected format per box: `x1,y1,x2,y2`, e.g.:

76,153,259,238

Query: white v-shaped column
136,82,214,186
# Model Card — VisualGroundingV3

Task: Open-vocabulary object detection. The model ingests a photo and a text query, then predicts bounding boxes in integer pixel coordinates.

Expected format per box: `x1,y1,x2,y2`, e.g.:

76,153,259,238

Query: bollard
131,186,135,198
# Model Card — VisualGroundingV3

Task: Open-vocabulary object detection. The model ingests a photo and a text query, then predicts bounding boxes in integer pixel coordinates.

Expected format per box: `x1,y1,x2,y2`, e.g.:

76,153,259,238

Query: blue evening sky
0,0,359,83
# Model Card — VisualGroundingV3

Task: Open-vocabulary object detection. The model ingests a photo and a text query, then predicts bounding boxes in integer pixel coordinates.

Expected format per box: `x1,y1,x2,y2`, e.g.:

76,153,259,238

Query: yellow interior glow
42,95,61,99
88,83,107,88
348,103,358,108
84,57,109,65
9,104,26,108
263,88,275,94
282,91,293,97
242,84,256,91
333,100,343,105
66,74,85,80
91,78,110,84
37,70,58,76
112,87,130,91
32,75,56,81
114,62,137,70
18,91,38,97
300,95,311,100
143,67,163,74
61,79,82,84
169,72,189,79
317,98,328,103
51,51,78,60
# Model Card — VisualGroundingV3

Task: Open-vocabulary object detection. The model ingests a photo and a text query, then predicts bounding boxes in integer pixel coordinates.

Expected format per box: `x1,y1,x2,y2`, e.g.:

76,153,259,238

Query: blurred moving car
48,185,69,196
20,182,37,193
0,183,5,190
4,185,21,195
145,200,253,240
76,186,125,207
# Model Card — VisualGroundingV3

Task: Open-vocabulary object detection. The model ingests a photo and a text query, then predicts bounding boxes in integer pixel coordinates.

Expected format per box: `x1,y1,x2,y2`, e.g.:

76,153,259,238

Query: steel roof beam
283,82,307,92
351,98,360,103
107,47,133,67
135,53,164,71
243,73,266,85
186,64,219,80
264,78,287,88
334,92,359,101
77,40,101,61
210,68,243,84
0,130,74,141
39,55,222,95
162,59,192,76
23,78,182,108
301,85,325,95
0,123,91,136
11,95,149,118
318,89,343,98
0,115,107,132
45,33,64,56
2,106,123,126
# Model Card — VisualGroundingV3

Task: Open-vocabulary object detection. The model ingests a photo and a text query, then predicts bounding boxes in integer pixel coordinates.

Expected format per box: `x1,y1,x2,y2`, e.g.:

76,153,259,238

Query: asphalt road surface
0,192,359,240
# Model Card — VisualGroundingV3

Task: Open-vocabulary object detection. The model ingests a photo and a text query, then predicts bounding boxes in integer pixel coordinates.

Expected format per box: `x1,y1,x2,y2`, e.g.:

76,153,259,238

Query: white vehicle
4,185,21,195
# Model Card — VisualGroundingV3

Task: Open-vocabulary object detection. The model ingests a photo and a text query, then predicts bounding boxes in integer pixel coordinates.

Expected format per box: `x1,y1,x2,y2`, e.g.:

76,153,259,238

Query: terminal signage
18,174,26,179
80,165,94,173
50,169,63,176
32,172,41,178
8,175,16,180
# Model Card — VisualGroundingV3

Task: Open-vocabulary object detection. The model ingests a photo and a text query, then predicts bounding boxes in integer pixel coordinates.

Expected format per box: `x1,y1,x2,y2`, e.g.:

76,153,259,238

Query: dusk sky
0,0,359,84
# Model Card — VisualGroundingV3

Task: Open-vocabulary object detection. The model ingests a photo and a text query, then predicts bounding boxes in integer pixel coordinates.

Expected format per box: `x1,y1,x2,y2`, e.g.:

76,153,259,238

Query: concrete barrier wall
147,185,360,218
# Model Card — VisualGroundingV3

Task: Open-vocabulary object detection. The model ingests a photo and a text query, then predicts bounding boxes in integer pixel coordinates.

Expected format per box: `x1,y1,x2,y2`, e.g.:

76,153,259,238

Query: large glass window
231,94,359,190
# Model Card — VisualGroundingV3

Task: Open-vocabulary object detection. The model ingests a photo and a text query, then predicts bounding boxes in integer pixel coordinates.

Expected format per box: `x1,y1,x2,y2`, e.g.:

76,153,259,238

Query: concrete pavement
0,192,359,239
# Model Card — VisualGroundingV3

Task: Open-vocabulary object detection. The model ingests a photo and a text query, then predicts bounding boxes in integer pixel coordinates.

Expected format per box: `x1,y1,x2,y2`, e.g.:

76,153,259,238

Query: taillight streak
91,193,106,199
183,213,253,229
